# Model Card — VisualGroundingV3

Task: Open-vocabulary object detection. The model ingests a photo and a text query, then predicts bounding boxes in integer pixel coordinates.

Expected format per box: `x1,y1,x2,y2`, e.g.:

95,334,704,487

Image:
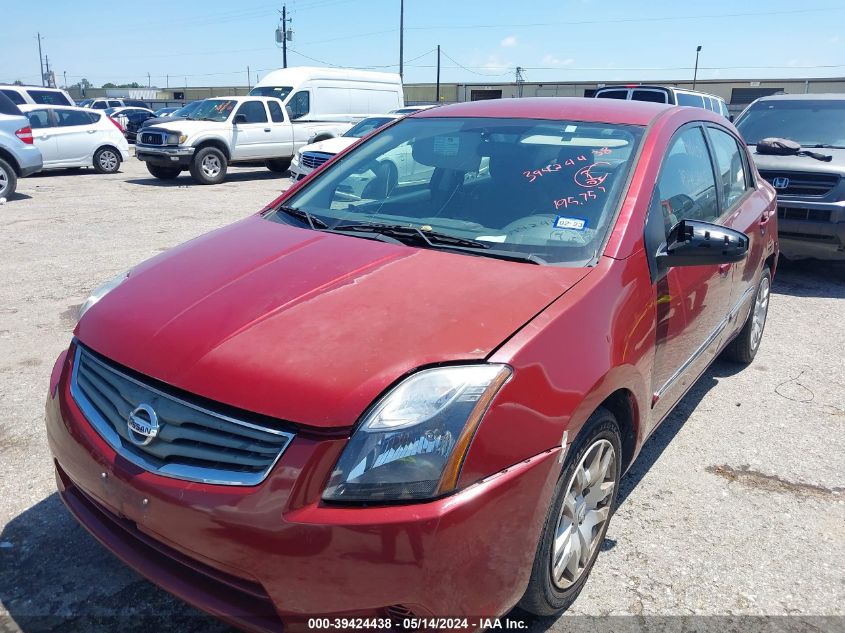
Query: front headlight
291,151,301,166
165,132,187,145
323,364,511,503
77,271,129,322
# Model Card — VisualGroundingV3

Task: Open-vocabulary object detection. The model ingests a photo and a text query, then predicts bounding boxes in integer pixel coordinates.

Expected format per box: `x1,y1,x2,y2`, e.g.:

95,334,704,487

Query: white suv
0,85,74,107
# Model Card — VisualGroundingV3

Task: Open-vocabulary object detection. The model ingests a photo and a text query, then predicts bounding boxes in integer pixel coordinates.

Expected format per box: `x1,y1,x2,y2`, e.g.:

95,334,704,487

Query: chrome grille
301,151,333,169
70,345,295,485
759,170,839,197
139,132,164,145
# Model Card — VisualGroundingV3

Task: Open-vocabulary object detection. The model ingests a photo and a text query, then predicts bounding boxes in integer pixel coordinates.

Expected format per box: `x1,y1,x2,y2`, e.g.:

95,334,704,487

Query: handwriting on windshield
523,148,613,183
574,162,610,188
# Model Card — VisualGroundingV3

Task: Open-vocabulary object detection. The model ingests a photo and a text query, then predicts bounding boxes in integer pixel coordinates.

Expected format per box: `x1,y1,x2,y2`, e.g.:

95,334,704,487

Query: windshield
249,86,293,101
187,99,236,122
271,117,643,266
736,100,845,147
343,117,396,138
174,100,202,118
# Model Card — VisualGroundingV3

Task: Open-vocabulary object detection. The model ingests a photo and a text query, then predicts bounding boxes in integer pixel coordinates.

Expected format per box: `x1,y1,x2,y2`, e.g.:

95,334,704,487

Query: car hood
299,136,357,156
76,215,588,428
748,146,845,175
141,119,224,134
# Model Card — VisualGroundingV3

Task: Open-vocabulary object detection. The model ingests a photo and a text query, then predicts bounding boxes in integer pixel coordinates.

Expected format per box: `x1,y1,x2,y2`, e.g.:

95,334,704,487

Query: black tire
265,158,292,173
722,267,772,364
519,408,622,616
0,158,17,199
146,164,182,180
93,147,121,174
189,146,227,185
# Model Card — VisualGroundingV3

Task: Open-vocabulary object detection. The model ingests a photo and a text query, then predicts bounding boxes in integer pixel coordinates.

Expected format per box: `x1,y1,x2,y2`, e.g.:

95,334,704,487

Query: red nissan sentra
46,98,777,631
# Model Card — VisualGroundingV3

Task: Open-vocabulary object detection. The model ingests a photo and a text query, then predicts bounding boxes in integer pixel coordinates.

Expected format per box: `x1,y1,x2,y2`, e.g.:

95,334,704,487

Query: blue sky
2,0,845,88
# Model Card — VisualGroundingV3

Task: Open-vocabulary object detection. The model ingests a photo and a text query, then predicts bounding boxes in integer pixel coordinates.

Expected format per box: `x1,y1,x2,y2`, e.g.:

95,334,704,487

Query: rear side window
56,109,97,126
676,92,705,108
720,101,730,118
655,126,719,232
268,100,285,122
108,100,122,108
26,90,72,106
0,89,25,105
631,89,668,104
707,126,751,210
288,91,310,119
92,101,108,109
236,100,268,123
596,89,628,100
26,109,53,129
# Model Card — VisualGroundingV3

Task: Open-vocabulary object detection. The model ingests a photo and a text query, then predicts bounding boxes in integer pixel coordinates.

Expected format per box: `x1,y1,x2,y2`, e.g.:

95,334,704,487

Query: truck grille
301,151,333,169
70,345,295,486
139,132,164,145
777,207,833,222
758,170,839,197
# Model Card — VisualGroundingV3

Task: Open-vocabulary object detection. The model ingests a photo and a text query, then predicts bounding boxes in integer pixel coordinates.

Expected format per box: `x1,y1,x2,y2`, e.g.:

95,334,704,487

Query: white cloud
829,34,841,44
541,54,574,67
500,35,518,48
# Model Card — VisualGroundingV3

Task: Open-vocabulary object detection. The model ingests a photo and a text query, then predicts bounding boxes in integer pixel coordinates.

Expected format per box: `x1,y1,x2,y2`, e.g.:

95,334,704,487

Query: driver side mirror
233,113,247,125
657,219,748,267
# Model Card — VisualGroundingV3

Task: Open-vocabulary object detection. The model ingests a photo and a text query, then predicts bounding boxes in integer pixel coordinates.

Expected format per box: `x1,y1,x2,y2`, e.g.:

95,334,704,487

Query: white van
0,85,74,107
249,67,403,123
594,85,730,118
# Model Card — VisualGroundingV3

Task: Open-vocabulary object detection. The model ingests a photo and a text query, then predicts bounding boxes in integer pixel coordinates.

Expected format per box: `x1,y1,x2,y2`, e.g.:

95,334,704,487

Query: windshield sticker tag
553,216,588,231
433,135,460,156
476,235,508,243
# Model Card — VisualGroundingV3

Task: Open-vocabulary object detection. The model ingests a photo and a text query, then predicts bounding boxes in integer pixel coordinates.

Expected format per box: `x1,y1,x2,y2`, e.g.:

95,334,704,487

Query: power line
439,50,511,77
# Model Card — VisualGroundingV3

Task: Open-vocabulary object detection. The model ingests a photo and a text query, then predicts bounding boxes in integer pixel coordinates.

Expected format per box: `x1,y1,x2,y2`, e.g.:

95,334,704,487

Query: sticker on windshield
433,135,460,156
553,216,588,231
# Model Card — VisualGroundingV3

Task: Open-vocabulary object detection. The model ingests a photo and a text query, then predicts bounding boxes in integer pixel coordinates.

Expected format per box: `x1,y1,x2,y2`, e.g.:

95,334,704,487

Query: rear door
52,109,101,165
264,100,294,158
26,108,60,165
231,100,271,160
647,124,735,424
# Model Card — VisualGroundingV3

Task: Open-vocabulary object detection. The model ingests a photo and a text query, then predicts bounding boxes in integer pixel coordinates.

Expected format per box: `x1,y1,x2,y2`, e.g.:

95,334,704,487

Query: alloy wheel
0,168,8,196
550,439,616,589
201,155,221,178
750,275,770,351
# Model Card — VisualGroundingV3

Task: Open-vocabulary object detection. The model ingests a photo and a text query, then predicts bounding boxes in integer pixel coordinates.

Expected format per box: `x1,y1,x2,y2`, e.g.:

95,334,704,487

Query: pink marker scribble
574,162,610,188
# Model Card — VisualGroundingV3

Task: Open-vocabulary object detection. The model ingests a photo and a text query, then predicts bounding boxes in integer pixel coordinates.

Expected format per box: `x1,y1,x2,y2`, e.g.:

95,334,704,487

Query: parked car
595,85,730,118
46,97,777,630
106,107,156,142
249,66,404,122
0,92,43,199
153,106,180,117
78,98,149,110
0,84,74,107
390,105,439,114
20,105,129,173
735,93,845,260
142,100,202,128
289,114,401,181
135,96,351,184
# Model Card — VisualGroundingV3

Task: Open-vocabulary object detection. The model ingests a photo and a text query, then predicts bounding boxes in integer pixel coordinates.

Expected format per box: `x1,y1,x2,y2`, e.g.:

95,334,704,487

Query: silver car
0,92,43,199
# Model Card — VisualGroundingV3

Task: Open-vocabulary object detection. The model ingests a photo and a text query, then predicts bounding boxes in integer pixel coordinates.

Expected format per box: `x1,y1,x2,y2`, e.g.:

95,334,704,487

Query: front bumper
135,143,195,167
46,349,558,632
777,199,845,260
288,162,313,183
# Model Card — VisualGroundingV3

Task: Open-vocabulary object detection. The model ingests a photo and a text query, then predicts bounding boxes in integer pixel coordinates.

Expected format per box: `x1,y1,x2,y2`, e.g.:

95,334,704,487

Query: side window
56,109,96,127
720,101,731,118
287,91,310,119
267,100,285,122
676,92,705,108
595,89,629,100
631,89,668,104
235,100,269,123
707,126,751,210
92,101,107,109
655,126,719,233
27,109,53,129
108,100,123,108
86,111,101,124
1,89,26,105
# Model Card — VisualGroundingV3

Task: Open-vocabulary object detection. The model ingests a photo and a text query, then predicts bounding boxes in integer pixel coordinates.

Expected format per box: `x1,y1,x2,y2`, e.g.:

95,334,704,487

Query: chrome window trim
69,344,296,486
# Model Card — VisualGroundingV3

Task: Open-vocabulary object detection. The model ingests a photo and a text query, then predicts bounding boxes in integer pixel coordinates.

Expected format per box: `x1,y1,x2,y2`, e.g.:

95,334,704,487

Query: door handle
39,135,50,140
759,208,773,234
718,263,731,277
87,130,97,134
264,128,271,132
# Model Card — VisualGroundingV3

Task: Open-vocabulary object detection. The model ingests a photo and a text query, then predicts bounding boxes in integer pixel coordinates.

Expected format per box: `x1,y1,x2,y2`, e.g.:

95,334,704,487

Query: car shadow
126,169,287,187
773,259,845,298
2,192,33,201
0,494,234,633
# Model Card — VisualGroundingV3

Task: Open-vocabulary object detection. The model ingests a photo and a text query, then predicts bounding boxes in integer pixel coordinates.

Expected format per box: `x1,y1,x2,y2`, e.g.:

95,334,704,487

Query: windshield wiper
804,144,845,149
276,205,328,229
331,223,492,249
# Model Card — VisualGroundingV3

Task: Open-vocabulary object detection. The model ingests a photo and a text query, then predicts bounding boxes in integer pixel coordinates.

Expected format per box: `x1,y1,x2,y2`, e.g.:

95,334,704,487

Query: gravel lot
1,157,843,633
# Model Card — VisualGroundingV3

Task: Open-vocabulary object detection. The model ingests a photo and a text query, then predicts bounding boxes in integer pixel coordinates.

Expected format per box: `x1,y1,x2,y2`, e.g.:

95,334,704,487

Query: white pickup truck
135,96,350,184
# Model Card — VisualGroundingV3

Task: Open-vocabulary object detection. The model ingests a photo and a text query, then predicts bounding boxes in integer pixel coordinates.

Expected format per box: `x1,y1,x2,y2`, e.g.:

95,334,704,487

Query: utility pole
37,33,45,86
399,0,404,79
435,45,440,103
44,55,53,87
247,65,251,89
515,66,525,98
147,72,151,88
282,5,288,68
166,74,170,89
692,45,702,91
63,71,67,88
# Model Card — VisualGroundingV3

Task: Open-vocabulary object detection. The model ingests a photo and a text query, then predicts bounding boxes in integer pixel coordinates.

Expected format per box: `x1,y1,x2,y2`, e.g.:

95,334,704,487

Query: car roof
413,96,671,126
753,93,845,101
18,104,95,112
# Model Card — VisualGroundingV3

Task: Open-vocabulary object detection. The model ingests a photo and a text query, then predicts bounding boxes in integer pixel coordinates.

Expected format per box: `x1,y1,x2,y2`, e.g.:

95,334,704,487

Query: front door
649,124,736,424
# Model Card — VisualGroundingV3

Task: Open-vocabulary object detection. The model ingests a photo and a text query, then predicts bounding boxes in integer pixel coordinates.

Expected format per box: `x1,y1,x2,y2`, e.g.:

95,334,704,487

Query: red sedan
46,97,777,631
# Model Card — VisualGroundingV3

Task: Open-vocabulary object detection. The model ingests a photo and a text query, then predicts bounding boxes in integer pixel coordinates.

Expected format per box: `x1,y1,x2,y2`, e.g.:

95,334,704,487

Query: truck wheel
190,147,227,185
93,147,121,174
265,158,292,173
147,164,182,180
722,267,771,364
519,408,621,616
0,158,17,199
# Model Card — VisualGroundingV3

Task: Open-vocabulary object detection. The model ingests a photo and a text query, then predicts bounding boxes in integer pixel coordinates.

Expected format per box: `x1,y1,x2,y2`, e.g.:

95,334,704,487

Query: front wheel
146,164,182,180
189,147,227,185
93,147,121,174
265,158,291,173
722,267,772,364
519,408,621,616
